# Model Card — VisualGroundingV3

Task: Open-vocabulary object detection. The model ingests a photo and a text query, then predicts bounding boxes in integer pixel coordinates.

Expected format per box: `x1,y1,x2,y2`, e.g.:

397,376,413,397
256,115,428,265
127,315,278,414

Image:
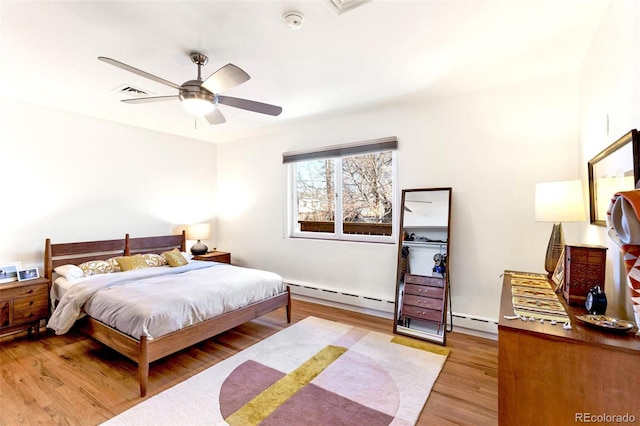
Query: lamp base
544,223,565,276
190,240,208,256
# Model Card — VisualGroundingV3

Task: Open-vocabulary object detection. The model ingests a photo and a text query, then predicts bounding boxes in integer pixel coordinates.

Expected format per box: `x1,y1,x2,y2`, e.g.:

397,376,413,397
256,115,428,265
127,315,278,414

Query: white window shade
283,136,397,164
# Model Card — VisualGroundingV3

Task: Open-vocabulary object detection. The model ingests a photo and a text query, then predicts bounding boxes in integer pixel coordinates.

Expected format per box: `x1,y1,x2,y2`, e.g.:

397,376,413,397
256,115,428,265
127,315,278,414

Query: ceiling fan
98,52,282,124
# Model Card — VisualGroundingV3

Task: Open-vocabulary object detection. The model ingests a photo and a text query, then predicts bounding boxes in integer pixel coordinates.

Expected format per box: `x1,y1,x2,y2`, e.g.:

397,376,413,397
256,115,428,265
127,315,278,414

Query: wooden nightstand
193,251,231,264
0,276,49,339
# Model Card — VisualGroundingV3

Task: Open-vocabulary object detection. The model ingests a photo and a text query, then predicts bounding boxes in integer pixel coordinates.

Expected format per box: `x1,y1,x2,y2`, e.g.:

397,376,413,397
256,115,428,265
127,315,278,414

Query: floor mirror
393,187,451,345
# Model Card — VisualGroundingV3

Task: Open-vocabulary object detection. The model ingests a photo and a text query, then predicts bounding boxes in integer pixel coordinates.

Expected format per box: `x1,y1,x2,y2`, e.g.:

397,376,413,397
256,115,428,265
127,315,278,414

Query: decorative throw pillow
162,249,188,267
105,257,122,273
142,253,167,267
116,254,148,272
54,264,84,280
78,260,110,276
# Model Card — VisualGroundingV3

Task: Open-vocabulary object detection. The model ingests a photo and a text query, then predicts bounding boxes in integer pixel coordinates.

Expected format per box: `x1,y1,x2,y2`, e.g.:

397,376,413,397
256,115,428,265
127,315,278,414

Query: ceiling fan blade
98,57,181,90
201,64,250,94
121,95,179,104
218,95,282,116
205,108,226,125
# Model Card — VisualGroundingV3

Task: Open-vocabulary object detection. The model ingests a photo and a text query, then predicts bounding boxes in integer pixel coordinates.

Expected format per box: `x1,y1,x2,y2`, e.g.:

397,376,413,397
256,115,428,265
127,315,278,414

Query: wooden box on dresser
563,243,607,305
498,272,640,426
0,276,49,339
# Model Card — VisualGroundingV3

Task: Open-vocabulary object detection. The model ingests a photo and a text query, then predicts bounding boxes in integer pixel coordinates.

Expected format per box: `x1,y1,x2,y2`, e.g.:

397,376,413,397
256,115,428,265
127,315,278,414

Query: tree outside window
292,150,394,242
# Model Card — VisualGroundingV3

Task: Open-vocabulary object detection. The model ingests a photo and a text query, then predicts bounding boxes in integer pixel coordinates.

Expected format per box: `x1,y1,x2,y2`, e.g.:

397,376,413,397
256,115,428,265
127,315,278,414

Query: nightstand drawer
13,305,48,324
14,295,48,311
0,282,47,301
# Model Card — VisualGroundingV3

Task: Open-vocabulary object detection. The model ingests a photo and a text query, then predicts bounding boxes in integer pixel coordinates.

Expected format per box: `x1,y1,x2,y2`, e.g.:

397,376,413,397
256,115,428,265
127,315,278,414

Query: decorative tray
575,315,635,334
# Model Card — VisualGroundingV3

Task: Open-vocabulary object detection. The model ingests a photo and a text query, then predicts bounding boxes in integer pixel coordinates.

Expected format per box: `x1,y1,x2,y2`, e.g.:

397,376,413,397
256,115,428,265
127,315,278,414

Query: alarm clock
585,285,607,315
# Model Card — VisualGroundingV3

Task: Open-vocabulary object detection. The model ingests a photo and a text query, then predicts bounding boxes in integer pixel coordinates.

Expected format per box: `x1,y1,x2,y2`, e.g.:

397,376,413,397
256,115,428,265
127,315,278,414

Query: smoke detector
283,11,304,30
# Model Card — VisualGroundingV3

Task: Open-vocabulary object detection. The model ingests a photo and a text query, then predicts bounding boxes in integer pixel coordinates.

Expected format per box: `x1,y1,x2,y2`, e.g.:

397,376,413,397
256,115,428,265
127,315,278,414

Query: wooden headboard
44,231,186,282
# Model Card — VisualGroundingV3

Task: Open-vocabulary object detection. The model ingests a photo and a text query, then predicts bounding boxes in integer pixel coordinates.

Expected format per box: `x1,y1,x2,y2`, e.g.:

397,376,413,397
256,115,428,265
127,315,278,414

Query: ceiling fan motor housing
179,80,215,104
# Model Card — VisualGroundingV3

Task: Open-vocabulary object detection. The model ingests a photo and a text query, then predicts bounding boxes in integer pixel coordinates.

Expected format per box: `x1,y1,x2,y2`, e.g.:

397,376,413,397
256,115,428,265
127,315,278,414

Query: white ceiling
0,0,608,144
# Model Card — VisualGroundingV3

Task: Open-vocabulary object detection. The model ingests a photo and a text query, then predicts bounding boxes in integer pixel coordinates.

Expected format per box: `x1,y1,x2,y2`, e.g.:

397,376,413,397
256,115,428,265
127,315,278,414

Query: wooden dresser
401,273,446,329
499,271,640,426
0,276,49,338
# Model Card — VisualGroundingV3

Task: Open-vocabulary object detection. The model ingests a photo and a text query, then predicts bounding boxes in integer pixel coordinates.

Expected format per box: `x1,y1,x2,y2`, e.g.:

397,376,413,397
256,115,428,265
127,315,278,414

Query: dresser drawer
405,274,445,287
401,305,443,322
403,294,444,310
404,283,445,299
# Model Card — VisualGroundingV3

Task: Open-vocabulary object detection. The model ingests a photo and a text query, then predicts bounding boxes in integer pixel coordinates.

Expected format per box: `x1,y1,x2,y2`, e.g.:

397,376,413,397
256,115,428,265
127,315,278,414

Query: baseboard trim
286,281,498,340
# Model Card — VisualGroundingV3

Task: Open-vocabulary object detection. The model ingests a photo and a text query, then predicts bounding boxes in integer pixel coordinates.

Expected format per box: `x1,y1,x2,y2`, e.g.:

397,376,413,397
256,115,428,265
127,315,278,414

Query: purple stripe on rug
260,382,394,426
219,360,285,418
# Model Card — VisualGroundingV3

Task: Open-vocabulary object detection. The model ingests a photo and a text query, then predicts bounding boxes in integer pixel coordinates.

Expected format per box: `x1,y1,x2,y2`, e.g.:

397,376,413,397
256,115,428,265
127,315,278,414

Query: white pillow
54,264,84,280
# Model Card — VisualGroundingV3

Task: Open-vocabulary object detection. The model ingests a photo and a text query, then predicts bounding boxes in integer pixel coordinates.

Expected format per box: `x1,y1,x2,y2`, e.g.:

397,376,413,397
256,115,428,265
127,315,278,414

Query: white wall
217,73,582,321
579,1,640,320
0,98,217,270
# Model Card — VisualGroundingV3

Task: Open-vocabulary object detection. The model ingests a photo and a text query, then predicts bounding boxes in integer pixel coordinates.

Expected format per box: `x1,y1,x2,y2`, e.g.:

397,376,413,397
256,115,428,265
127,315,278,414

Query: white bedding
47,261,283,340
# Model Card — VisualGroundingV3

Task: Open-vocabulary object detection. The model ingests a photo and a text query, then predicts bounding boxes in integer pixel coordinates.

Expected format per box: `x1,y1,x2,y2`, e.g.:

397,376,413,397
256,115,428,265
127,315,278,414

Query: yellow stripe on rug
225,345,347,426
391,336,451,356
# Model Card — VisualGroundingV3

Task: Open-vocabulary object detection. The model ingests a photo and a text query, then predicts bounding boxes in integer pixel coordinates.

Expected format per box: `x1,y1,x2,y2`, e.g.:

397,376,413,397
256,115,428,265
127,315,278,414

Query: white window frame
288,150,397,244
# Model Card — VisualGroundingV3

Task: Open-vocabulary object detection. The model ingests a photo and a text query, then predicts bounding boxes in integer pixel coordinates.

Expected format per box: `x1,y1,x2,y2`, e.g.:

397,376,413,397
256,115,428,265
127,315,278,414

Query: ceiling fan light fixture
179,91,216,115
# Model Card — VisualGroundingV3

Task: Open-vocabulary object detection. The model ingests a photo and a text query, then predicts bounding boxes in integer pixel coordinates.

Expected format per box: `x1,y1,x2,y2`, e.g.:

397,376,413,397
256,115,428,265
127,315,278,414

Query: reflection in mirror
393,188,452,345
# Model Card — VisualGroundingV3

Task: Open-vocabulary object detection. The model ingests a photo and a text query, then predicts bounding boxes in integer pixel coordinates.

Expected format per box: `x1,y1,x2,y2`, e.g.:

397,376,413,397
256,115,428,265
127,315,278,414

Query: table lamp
186,223,210,255
535,180,586,276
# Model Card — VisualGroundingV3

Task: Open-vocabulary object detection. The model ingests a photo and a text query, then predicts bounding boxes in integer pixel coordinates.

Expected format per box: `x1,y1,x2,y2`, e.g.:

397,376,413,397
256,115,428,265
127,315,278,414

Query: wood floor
0,299,498,425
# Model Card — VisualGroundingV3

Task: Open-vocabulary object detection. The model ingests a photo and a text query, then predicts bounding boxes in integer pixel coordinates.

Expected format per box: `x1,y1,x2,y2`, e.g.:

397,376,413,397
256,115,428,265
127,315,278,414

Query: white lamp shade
186,223,211,240
535,180,586,223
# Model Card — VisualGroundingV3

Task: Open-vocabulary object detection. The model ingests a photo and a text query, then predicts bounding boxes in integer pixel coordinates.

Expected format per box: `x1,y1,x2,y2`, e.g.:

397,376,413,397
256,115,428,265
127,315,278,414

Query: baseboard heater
285,282,396,316
450,313,499,335
285,281,498,336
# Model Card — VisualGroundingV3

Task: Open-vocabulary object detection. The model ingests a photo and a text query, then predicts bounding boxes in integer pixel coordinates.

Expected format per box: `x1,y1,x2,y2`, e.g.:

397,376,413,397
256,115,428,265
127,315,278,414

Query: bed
44,232,291,397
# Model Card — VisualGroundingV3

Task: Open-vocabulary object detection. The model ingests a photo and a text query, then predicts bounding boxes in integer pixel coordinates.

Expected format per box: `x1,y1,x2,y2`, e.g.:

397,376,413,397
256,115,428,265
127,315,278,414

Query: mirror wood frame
588,129,639,226
393,187,452,345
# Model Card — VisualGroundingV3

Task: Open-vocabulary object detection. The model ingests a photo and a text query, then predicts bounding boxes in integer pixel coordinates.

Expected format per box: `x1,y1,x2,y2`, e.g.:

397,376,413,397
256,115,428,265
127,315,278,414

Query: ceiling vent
324,0,371,15
113,84,153,97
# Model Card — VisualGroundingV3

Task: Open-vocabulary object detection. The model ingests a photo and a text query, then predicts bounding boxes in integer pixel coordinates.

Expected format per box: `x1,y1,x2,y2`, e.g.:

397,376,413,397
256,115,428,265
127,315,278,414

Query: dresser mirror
393,188,451,345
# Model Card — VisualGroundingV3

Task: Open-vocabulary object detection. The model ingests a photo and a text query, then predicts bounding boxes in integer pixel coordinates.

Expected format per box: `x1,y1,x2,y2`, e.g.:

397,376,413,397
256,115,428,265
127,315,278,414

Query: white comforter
47,261,283,340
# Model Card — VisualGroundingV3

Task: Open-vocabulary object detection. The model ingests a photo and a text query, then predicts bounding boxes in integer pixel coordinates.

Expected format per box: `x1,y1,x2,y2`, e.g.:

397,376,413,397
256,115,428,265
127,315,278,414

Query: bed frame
44,231,291,397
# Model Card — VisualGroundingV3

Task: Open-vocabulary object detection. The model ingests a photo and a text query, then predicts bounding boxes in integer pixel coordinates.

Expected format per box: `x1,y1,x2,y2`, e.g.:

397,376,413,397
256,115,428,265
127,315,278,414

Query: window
285,137,396,243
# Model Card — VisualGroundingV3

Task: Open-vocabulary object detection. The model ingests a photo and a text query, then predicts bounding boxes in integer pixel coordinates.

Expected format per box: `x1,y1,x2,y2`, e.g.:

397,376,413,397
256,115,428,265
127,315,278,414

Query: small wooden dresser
0,277,49,338
401,273,446,329
192,251,231,264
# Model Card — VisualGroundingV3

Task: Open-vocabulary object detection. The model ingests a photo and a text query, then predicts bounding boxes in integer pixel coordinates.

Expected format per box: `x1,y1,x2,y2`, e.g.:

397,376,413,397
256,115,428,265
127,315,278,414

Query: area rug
103,316,450,426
